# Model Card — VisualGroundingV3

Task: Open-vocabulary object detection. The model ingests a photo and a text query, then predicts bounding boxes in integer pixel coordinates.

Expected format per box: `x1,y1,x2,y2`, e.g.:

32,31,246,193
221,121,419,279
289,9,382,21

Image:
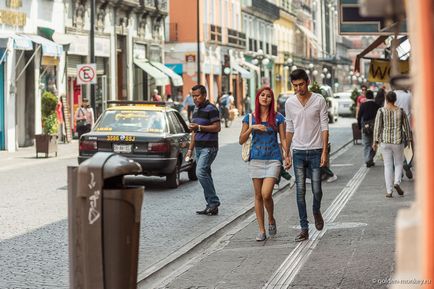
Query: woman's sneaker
256,232,267,241
268,222,277,236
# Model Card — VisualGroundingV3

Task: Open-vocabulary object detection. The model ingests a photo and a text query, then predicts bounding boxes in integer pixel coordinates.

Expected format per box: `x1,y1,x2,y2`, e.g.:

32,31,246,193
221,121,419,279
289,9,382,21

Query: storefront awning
22,34,63,57
134,59,170,86
232,63,252,79
150,61,184,86
0,34,33,50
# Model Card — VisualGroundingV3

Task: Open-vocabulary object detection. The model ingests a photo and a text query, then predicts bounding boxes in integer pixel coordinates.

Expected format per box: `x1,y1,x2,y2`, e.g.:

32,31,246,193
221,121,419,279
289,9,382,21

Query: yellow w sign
368,59,410,82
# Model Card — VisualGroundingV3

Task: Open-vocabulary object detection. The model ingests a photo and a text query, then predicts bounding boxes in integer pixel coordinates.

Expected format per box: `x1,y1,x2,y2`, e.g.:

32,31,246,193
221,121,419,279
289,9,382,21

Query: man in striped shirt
185,85,222,215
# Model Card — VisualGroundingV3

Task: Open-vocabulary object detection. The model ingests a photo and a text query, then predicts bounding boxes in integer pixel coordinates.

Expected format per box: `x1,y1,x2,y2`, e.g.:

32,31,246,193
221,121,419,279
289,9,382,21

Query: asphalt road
0,116,354,289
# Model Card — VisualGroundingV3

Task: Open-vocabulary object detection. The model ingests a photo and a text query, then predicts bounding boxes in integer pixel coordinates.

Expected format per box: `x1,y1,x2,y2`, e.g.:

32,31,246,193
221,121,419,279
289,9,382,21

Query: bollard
68,152,144,289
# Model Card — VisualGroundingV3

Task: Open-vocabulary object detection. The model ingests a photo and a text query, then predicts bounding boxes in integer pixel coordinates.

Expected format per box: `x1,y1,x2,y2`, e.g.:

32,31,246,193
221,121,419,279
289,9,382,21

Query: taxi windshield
94,110,167,133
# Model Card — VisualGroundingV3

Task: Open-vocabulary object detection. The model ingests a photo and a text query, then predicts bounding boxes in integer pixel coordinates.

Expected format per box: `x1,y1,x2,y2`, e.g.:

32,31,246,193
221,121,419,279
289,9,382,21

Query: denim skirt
248,159,281,179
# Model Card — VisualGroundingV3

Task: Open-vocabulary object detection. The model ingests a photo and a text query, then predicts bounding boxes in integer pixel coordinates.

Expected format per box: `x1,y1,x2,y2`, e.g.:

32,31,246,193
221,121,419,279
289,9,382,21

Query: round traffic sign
78,65,96,84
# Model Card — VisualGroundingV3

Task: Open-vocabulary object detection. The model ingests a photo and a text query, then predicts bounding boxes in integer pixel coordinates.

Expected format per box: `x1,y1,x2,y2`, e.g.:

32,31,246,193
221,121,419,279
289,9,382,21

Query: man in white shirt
284,69,329,242
394,89,413,179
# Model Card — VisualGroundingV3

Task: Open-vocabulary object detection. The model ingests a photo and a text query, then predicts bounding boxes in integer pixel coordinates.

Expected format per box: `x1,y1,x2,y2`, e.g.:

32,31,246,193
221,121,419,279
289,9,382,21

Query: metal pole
196,0,201,85
90,0,96,112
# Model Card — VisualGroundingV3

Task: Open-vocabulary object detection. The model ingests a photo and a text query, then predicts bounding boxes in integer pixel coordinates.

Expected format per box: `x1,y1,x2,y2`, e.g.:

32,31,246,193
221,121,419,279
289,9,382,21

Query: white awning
134,59,170,86
232,63,252,79
22,34,63,57
150,61,184,86
0,33,33,50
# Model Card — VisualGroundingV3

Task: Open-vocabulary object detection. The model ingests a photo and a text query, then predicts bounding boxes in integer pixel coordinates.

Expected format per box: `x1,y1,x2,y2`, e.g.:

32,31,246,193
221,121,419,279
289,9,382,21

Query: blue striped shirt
192,101,220,148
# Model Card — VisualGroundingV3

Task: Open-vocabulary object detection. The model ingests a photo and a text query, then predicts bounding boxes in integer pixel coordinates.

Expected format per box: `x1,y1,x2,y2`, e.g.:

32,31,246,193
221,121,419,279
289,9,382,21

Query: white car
334,92,353,116
320,85,339,123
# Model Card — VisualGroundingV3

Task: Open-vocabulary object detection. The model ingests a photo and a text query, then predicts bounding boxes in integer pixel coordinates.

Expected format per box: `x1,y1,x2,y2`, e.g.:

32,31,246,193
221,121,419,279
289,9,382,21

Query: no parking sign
77,64,97,85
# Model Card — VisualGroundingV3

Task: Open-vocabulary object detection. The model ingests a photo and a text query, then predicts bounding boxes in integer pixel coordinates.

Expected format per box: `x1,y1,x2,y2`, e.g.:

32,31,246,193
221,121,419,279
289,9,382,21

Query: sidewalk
158,145,415,289
0,140,78,171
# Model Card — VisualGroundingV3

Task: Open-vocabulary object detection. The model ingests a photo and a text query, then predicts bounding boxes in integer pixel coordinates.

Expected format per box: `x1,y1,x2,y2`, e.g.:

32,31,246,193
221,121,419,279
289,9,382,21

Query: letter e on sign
77,64,97,85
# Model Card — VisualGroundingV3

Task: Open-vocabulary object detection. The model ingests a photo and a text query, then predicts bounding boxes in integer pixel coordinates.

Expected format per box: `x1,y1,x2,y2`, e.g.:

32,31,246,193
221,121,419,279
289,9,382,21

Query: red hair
254,87,277,130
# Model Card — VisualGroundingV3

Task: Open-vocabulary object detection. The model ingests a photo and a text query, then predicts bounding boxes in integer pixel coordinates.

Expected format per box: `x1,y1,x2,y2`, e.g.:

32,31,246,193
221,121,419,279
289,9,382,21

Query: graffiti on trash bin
88,172,101,225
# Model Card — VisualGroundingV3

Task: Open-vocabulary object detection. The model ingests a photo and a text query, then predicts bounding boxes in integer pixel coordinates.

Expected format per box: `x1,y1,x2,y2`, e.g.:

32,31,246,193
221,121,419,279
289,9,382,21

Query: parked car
78,101,197,188
334,92,353,116
320,85,339,123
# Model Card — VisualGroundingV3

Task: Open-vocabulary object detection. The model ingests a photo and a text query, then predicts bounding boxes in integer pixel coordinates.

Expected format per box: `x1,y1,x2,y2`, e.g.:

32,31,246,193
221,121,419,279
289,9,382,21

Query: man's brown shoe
313,212,324,231
394,184,404,196
295,229,309,242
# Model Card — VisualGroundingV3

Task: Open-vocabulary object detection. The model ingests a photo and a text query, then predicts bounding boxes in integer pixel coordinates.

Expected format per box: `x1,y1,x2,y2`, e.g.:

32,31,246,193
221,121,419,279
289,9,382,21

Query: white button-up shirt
285,92,329,150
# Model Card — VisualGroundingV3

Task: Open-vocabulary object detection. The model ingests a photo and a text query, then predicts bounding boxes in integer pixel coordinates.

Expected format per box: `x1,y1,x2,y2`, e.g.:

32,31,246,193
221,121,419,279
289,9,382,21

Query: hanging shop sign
368,59,409,82
0,10,26,27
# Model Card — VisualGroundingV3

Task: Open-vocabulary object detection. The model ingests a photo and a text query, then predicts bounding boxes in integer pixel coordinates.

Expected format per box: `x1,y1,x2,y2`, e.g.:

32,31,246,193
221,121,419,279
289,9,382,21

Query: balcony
110,0,140,8
156,0,168,14
227,28,247,48
251,0,280,20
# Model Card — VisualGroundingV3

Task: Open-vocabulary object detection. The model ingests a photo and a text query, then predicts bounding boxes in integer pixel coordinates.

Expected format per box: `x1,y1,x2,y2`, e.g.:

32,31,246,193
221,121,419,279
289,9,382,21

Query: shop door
0,63,4,150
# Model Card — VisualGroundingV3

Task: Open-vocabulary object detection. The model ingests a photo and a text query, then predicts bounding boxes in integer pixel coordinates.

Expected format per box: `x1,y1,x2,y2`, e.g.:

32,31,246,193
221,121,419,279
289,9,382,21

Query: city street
0,116,355,289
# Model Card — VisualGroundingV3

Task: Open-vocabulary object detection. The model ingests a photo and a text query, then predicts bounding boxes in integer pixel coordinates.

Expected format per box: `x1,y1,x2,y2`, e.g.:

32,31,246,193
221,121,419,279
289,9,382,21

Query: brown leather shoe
313,212,324,231
394,184,404,196
295,229,309,242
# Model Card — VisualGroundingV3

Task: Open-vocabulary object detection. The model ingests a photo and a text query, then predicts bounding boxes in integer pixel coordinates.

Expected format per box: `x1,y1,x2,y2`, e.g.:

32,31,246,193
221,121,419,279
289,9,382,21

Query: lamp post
252,49,270,88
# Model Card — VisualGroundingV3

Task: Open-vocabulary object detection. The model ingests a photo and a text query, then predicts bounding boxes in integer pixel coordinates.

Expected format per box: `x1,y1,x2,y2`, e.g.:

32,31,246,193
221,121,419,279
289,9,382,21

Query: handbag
241,114,252,162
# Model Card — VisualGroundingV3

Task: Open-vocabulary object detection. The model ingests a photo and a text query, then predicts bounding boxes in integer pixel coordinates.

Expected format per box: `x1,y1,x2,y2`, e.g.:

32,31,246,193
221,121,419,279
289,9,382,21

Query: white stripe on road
263,165,369,289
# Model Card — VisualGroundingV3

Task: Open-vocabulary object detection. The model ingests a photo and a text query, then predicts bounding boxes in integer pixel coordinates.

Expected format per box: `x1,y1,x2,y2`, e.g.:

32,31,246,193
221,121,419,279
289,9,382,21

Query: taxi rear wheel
166,163,180,188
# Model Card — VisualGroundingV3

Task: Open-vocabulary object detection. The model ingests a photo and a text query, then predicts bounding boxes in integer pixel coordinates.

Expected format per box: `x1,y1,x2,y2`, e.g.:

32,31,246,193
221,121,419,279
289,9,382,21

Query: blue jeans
195,147,220,208
362,132,375,164
293,149,323,230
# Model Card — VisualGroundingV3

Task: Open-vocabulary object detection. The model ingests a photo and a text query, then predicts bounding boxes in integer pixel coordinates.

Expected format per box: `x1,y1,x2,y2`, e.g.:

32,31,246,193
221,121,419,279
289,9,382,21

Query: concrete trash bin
68,152,144,289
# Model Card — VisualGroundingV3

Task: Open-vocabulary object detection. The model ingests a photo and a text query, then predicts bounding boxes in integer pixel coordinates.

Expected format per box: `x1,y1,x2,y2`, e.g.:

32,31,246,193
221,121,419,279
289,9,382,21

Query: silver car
320,85,339,123
334,92,353,116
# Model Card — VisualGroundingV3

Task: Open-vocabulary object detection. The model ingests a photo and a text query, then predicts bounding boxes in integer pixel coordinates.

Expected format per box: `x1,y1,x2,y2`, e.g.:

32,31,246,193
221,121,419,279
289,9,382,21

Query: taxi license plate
113,144,132,153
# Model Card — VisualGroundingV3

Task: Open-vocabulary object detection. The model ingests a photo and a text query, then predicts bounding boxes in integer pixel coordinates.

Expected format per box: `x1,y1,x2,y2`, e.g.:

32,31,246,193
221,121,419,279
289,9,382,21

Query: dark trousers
77,124,91,138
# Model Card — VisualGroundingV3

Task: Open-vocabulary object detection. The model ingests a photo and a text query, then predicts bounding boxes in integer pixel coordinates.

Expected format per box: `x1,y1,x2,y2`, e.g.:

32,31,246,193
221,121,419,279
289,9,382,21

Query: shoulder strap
248,113,252,127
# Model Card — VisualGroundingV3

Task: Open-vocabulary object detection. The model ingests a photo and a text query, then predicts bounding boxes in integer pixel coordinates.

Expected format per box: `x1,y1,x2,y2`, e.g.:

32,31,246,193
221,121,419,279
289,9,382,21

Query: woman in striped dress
372,91,412,198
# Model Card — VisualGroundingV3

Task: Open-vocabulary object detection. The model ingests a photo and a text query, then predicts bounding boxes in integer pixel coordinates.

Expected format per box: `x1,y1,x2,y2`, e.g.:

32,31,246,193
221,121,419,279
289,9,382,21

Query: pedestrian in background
355,84,367,118
152,89,162,102
182,90,195,122
239,87,287,241
373,91,412,198
185,85,222,216
375,87,386,107
284,69,329,242
75,98,94,138
394,89,413,179
358,90,380,167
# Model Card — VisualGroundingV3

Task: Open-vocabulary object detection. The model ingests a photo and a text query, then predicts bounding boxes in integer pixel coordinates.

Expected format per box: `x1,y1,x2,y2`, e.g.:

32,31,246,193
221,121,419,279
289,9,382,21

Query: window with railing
227,28,246,48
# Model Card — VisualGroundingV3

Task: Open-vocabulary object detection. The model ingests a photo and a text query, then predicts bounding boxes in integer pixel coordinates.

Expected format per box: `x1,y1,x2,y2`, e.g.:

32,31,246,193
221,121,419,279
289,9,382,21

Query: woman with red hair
239,87,288,241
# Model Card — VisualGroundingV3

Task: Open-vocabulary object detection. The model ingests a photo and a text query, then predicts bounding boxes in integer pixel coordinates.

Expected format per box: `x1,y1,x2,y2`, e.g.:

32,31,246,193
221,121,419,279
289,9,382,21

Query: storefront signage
133,43,147,60
0,9,26,27
42,56,59,66
185,54,196,63
77,64,97,85
368,59,409,82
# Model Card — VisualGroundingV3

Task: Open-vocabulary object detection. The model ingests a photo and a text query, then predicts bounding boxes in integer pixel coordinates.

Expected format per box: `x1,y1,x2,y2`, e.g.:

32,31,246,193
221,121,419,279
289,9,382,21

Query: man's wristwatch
197,125,201,132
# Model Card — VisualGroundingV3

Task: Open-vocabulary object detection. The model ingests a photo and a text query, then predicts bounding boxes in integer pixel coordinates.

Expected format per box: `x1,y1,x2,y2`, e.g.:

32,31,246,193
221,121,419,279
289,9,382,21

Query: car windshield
94,110,167,133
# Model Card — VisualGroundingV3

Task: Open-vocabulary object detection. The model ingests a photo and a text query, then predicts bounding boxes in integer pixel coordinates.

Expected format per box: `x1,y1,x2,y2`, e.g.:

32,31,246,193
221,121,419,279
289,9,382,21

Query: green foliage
350,88,359,114
41,90,58,135
42,114,58,135
309,81,327,100
41,91,57,119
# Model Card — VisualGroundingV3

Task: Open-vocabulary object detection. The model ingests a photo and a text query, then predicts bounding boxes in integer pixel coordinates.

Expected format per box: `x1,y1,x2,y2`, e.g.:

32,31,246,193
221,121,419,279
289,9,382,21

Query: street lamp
252,49,270,87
